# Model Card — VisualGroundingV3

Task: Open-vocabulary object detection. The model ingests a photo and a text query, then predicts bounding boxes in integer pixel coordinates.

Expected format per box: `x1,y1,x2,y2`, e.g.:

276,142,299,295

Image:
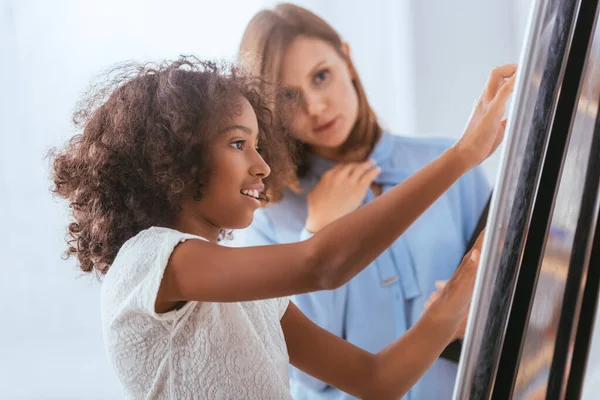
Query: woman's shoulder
378,133,455,170
383,132,455,156
384,132,489,187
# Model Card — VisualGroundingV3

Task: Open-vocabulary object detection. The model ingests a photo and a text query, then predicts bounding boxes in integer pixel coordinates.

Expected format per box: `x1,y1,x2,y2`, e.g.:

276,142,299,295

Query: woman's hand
453,64,517,169
305,160,381,233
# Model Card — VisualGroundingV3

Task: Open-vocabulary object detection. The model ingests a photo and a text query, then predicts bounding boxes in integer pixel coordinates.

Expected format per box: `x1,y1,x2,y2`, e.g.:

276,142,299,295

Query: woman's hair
238,3,382,189
50,56,291,275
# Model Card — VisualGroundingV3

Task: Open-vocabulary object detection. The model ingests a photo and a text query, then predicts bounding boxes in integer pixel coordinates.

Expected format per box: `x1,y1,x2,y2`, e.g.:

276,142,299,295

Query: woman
234,4,494,399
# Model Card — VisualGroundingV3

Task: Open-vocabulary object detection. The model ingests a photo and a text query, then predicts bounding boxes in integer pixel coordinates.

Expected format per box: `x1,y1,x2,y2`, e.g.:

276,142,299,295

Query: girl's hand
453,64,517,169
425,280,467,339
424,230,486,338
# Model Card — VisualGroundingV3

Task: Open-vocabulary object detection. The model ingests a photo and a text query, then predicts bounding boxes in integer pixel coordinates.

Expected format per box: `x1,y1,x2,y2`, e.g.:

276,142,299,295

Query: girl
51,57,514,400
236,4,496,399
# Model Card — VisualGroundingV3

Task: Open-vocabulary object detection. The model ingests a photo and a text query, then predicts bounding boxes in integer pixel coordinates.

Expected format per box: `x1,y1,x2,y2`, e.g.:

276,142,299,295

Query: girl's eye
313,69,329,84
230,140,244,150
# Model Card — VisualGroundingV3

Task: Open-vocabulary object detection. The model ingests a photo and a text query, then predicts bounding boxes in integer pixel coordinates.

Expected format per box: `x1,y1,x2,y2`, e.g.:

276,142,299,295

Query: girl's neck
170,210,220,243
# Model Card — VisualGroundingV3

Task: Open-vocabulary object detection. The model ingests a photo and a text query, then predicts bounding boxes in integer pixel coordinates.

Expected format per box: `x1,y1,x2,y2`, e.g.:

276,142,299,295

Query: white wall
411,0,527,180
0,1,265,398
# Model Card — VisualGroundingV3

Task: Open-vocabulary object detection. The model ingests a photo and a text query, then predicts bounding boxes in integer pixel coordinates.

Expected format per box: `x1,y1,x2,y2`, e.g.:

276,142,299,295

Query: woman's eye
230,140,244,150
314,69,329,84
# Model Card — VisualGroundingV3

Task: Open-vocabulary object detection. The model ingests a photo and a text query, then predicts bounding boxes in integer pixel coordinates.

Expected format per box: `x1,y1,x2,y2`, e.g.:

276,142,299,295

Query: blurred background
1,0,598,398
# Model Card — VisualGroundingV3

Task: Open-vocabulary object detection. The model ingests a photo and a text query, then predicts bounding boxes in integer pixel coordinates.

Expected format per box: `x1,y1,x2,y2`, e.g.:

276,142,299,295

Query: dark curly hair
50,56,292,275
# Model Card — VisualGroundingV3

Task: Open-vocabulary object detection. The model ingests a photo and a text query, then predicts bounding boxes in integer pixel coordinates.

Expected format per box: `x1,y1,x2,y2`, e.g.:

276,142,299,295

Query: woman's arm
157,65,516,305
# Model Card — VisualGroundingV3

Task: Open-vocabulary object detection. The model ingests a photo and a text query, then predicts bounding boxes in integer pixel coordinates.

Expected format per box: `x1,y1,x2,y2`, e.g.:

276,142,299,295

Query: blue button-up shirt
230,133,491,400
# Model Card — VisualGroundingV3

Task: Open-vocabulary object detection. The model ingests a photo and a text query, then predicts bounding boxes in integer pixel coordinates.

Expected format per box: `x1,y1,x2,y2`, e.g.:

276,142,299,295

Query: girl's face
179,97,271,237
279,36,359,153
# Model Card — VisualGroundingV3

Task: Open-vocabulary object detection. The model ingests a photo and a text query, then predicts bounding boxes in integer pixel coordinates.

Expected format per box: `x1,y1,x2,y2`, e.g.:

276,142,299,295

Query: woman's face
279,36,359,152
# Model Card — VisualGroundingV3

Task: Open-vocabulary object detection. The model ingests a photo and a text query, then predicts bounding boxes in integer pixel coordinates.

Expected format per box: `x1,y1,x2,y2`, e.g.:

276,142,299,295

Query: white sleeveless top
100,227,292,399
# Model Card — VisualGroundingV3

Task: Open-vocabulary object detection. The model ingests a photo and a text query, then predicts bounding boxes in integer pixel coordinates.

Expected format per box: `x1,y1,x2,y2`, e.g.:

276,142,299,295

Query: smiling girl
51,57,514,399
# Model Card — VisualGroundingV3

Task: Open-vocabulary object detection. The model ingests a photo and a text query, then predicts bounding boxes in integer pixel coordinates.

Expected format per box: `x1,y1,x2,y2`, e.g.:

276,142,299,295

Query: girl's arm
156,65,515,305
282,234,483,400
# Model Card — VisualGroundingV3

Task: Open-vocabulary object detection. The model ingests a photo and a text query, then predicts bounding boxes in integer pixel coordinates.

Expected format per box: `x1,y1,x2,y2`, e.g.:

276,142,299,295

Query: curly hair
51,56,292,275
